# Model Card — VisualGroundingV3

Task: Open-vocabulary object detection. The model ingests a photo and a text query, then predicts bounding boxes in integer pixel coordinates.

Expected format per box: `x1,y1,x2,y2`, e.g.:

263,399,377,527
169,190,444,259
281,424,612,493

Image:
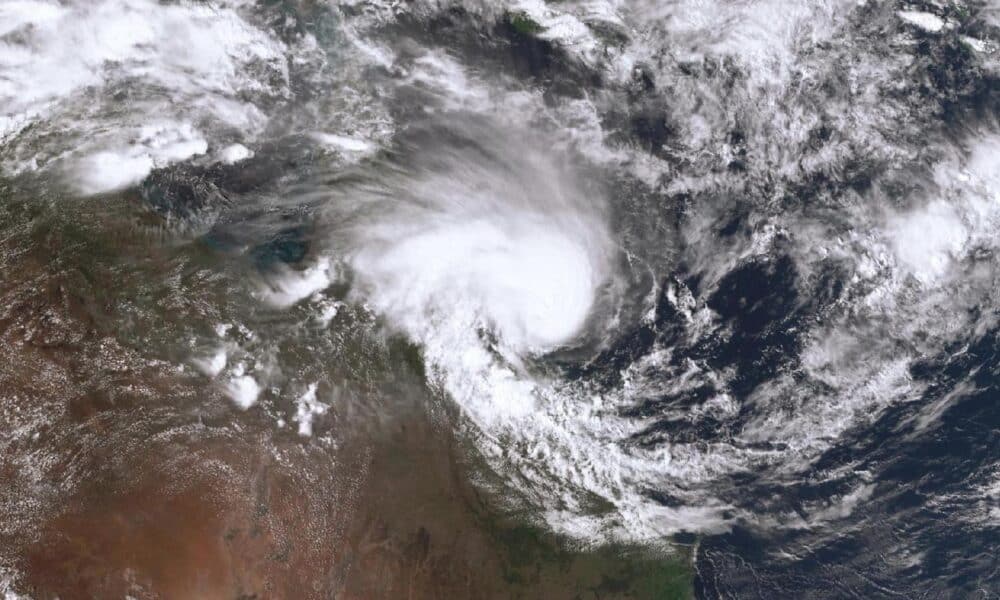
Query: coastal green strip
490,521,694,599
507,11,544,36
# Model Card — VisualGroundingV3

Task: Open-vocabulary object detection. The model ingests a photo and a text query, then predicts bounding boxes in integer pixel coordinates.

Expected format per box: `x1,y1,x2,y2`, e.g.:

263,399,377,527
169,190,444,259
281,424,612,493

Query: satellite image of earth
1,0,999,598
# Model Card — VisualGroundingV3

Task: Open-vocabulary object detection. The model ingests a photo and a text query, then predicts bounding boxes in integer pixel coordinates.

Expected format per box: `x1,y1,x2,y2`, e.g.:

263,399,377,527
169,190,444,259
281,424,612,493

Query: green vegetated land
489,519,693,599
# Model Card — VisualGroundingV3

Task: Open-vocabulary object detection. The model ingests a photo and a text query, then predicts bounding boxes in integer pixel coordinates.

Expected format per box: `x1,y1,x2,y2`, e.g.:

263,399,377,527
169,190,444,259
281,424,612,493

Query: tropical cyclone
1,0,998,597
